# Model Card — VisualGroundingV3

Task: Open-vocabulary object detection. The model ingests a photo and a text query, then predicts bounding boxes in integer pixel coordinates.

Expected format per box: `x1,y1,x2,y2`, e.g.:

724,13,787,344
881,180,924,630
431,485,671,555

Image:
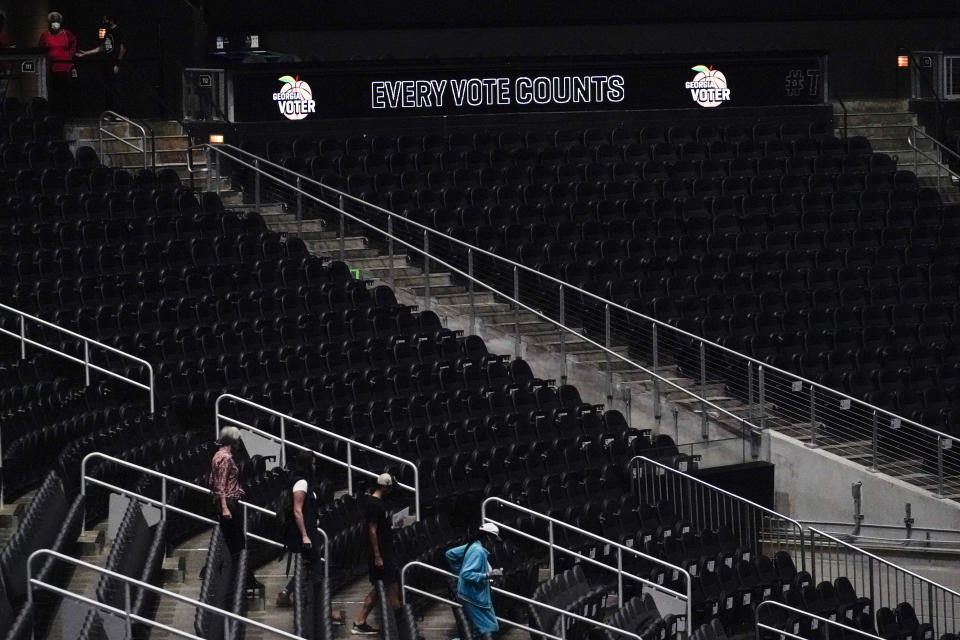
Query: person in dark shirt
351,473,402,635
75,15,126,114
38,12,78,115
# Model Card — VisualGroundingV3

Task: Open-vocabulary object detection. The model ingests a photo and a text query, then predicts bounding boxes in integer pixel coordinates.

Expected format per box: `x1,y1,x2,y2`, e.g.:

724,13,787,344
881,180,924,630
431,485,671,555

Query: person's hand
221,507,232,519
374,556,384,569
74,51,84,58
488,568,503,578
113,64,119,75
301,535,312,550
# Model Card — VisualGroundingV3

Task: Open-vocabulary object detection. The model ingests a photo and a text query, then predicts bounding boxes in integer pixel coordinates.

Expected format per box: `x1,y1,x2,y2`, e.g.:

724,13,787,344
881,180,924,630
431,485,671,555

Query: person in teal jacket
445,523,503,637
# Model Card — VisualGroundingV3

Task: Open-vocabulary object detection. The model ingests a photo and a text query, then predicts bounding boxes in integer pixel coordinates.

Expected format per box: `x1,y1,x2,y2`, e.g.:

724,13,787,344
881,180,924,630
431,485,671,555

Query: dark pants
218,498,246,558
286,541,323,593
104,65,125,114
48,71,75,115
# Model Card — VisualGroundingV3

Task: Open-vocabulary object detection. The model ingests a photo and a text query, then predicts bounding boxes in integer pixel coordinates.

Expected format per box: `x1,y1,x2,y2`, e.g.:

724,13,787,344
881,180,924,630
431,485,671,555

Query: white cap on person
479,522,501,539
377,473,394,487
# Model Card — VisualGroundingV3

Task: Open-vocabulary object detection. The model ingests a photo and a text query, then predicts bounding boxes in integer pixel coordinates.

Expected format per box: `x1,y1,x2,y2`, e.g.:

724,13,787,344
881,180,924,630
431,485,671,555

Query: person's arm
210,458,232,518
368,521,383,567
458,546,490,585
75,44,103,58
66,31,77,55
292,489,311,547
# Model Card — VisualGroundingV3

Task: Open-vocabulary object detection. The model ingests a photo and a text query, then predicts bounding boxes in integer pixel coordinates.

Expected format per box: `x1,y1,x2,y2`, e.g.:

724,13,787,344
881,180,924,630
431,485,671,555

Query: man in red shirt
38,12,78,115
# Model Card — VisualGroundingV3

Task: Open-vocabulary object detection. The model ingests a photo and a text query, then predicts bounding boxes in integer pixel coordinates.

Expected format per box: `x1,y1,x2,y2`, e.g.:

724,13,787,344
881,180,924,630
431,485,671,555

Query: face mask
50,22,61,30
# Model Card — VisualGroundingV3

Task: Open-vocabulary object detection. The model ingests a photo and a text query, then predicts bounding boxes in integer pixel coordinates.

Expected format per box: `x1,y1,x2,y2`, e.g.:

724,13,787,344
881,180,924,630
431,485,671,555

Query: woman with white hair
209,426,246,559
37,11,77,114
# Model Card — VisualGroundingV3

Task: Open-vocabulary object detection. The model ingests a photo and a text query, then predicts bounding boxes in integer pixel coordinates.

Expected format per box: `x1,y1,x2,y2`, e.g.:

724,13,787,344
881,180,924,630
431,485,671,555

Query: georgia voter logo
685,65,731,108
273,75,316,120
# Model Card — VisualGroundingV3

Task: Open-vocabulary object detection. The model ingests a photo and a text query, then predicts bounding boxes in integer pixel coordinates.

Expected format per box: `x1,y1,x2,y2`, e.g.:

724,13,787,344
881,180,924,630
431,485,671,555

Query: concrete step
67,120,186,139
832,99,911,112
100,148,206,168
837,123,916,138
837,113,918,127
304,237,367,251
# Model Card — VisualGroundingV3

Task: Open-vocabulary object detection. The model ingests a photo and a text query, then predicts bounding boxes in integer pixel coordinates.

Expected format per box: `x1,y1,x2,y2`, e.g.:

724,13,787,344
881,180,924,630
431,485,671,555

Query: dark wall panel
206,0,958,30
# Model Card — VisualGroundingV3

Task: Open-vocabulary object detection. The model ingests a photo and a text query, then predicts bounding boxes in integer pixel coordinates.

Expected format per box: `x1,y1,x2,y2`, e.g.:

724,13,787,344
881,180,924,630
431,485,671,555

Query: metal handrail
631,456,806,568
193,144,763,445
481,496,692,619
193,142,960,486
0,302,155,506
28,549,304,640
754,600,883,640
908,125,960,182
98,110,155,170
215,393,421,519
401,561,646,640
807,527,960,599
80,452,330,580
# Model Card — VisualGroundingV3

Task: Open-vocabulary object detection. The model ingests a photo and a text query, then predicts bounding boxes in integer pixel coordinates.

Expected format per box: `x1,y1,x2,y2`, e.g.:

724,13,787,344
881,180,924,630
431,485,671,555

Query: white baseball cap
377,473,394,487
479,522,501,539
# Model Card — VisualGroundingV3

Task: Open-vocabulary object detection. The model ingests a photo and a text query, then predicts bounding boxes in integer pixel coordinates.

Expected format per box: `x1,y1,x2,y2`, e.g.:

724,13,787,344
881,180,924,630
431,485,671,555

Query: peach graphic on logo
273,75,316,120
685,65,731,108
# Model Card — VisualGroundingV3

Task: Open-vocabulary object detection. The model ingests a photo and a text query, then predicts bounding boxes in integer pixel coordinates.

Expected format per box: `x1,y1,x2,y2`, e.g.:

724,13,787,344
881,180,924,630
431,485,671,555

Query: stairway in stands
834,98,959,201
64,119,210,188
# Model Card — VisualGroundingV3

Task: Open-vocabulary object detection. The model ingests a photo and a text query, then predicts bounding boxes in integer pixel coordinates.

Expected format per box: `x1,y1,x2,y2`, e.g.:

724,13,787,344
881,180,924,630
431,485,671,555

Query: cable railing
631,456,805,570
80,452,330,580
215,393,421,519
190,144,764,453
98,110,155,171
0,302,155,506
481,496,692,620
197,142,960,497
400,560,646,640
754,600,884,640
27,549,304,640
908,125,960,185
805,527,960,637
193,142,960,499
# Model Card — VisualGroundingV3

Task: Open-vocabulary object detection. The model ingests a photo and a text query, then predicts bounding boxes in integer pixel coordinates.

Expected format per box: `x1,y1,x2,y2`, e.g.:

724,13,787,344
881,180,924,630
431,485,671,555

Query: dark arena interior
0,1,959,640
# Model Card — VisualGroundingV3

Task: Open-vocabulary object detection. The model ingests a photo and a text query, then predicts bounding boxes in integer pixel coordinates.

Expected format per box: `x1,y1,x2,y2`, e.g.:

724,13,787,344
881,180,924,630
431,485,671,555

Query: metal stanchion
699,341,707,438
468,249,475,335
559,286,566,385
424,232,431,311
513,267,521,359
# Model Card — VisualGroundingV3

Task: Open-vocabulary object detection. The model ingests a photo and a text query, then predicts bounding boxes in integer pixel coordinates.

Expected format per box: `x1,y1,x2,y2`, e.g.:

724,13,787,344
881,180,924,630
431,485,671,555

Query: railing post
346,444,354,496
215,151,222,196
623,385,632,425
124,582,133,639
547,522,555,576
243,503,249,540
19,315,25,360
468,249,475,335
83,341,91,387
652,323,660,422
296,177,303,237
205,145,213,192
424,231,431,311
161,477,167,521
699,341,708,439
616,548,624,608
339,196,346,261
514,266,521,359
807,386,818,448
254,159,261,214
936,438,945,499
559,286,567,385
605,304,613,403
758,366,767,430
747,363,754,423
387,216,395,288
870,410,879,472
279,416,286,467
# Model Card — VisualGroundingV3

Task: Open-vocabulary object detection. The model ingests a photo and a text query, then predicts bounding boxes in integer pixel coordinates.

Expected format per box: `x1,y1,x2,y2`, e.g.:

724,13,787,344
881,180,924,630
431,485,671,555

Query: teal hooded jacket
445,541,492,608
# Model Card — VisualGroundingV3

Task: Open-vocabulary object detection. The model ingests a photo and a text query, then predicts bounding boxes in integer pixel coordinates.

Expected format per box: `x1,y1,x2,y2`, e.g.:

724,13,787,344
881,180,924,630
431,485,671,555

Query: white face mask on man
50,22,61,30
